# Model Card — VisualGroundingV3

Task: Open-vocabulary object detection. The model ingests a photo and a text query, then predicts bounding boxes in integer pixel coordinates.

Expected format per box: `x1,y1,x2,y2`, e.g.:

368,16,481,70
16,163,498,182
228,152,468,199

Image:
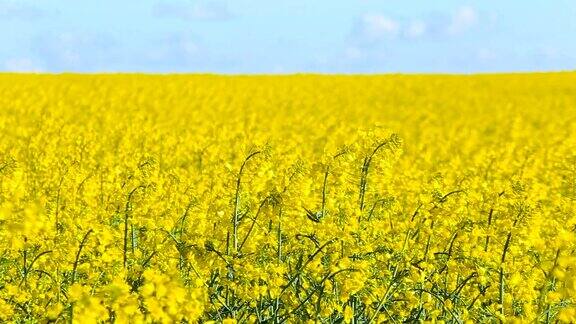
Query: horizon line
1,70,575,77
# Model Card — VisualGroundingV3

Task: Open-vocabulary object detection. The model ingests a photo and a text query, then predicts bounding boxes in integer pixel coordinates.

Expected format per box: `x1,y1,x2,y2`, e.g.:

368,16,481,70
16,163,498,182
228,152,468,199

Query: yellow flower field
0,73,575,323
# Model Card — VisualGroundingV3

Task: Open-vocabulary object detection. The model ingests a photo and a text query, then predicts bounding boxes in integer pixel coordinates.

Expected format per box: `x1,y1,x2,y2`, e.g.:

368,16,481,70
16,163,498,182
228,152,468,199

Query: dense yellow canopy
0,73,574,322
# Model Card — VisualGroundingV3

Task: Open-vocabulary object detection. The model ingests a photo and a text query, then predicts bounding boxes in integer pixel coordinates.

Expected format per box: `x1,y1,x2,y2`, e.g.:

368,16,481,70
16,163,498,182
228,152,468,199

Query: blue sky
1,0,575,73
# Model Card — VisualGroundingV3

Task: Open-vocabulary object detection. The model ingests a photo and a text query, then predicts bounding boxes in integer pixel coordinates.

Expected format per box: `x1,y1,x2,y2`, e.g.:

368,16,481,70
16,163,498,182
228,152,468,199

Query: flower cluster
0,73,575,322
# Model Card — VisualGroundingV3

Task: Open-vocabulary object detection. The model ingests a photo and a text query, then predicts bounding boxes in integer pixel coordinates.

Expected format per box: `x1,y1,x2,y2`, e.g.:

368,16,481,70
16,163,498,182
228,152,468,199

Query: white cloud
4,57,43,72
361,14,400,39
447,6,478,35
350,14,401,45
153,1,233,21
350,6,482,47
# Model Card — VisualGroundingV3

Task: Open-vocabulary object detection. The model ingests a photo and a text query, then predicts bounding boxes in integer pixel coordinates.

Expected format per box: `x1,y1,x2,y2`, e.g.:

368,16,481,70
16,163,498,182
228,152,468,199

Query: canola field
0,73,575,323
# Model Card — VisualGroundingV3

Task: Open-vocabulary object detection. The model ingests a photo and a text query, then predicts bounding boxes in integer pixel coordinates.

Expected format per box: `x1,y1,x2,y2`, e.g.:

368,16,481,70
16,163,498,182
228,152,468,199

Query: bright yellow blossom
0,73,574,322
